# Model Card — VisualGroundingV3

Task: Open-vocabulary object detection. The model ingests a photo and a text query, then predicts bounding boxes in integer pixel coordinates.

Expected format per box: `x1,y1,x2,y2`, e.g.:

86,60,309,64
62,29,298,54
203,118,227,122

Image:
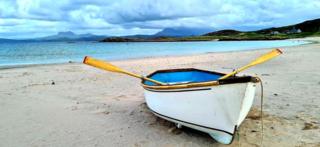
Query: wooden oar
219,49,283,80
83,56,165,85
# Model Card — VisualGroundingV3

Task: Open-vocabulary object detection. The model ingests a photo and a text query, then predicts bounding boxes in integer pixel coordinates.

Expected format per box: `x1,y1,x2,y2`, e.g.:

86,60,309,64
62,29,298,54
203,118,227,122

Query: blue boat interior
143,70,223,86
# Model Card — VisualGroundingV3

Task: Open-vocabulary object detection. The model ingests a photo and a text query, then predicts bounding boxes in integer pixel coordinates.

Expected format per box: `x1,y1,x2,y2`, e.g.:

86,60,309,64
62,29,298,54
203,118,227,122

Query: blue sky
0,0,320,39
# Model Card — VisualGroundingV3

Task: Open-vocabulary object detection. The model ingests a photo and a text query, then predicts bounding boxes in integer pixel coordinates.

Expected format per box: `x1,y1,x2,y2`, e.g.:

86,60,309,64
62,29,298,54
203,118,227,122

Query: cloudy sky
0,0,320,39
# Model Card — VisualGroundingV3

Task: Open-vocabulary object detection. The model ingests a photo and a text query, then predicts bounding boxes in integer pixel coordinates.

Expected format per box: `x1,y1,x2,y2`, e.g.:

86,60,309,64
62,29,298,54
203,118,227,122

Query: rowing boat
141,68,259,144
82,49,282,144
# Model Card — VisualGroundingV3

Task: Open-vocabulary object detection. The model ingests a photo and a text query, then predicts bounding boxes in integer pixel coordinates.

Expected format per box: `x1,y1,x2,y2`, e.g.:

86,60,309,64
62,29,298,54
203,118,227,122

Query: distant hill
100,36,184,42
100,27,215,42
198,18,320,41
256,18,320,34
32,31,107,41
122,34,155,39
204,30,241,36
154,27,215,37
204,18,320,36
118,27,215,39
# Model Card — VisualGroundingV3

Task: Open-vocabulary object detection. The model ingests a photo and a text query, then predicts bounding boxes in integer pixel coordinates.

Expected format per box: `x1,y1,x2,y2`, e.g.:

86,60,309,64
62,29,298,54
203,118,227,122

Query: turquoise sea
0,40,307,66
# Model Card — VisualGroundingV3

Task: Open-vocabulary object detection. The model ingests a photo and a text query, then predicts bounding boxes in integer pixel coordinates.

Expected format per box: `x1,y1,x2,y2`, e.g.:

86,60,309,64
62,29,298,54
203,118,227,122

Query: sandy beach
0,38,320,147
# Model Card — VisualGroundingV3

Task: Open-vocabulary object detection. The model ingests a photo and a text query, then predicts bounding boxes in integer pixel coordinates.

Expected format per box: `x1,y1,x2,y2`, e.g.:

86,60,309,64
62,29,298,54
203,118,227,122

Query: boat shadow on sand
135,102,320,146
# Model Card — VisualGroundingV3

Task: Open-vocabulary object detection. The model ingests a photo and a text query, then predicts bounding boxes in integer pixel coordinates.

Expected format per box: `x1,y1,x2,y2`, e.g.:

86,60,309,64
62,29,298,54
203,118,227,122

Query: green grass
159,32,320,42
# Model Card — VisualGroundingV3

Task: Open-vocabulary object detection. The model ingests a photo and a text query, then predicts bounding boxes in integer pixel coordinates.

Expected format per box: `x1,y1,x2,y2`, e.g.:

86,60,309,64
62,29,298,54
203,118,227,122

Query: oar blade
83,56,165,85
219,49,283,80
250,49,283,66
83,56,123,73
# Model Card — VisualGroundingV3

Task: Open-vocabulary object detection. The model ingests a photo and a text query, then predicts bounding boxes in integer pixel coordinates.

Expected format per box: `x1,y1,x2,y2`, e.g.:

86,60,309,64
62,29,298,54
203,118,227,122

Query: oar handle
141,77,166,85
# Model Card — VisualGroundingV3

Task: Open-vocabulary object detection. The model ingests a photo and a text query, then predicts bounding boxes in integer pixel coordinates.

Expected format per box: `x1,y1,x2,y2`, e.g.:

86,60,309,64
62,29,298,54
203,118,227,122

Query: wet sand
0,38,319,147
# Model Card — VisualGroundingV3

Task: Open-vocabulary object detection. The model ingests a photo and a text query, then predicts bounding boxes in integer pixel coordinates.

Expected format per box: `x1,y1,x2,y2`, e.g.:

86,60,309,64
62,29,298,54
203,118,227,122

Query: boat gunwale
141,68,259,90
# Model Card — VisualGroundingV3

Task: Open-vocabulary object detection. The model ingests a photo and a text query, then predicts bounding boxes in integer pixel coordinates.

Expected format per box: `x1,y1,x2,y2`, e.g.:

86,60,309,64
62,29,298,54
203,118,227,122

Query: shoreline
0,38,316,70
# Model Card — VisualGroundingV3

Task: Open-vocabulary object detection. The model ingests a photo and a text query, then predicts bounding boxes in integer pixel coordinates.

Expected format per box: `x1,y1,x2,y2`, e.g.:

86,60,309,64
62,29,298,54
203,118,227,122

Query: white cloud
0,0,320,39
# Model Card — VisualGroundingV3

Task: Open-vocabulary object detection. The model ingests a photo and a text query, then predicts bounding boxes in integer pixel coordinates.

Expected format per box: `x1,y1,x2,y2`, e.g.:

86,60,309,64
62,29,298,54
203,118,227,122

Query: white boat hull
143,82,257,144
